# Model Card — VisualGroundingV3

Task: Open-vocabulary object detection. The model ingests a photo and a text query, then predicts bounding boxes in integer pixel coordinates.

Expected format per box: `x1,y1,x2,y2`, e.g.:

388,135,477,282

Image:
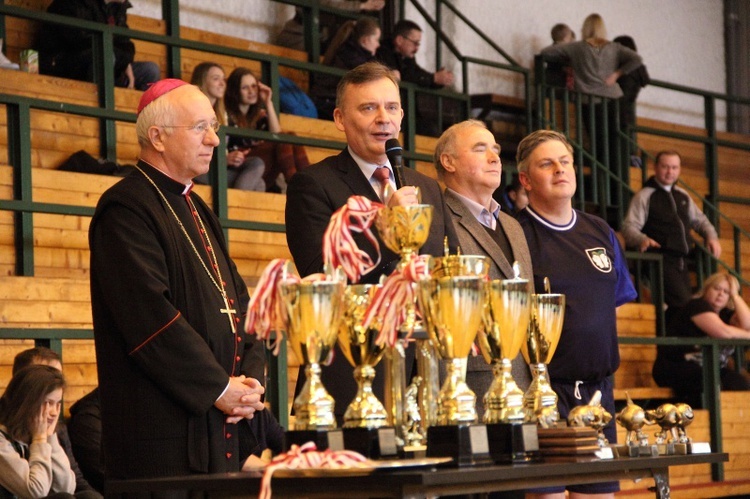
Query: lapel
335,148,380,202
445,190,515,279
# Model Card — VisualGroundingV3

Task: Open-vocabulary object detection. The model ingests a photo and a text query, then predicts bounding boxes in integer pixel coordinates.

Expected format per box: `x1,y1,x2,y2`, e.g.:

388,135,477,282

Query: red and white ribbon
362,254,430,347
258,442,368,499
245,259,299,355
322,195,384,283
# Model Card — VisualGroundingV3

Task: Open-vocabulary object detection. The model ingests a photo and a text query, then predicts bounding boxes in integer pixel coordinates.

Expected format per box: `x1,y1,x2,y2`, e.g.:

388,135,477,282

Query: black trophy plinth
283,429,344,452
342,427,401,459
426,424,493,467
486,422,541,464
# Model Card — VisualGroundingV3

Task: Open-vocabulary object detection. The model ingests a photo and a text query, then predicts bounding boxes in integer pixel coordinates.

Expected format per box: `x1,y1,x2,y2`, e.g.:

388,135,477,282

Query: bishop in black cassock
89,80,266,483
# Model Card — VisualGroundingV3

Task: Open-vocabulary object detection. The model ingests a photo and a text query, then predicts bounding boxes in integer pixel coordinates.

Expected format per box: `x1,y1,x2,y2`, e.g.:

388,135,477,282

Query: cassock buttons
226,432,232,439
229,298,234,305
235,355,241,362
237,336,242,343
226,452,232,459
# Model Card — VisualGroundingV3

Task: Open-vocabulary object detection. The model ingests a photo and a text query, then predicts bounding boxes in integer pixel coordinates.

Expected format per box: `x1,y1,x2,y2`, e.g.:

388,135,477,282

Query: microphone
385,138,406,189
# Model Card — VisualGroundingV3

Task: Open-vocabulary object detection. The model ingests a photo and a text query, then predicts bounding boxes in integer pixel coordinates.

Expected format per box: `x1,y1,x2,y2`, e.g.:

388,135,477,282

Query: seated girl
653,272,750,407
0,365,75,498
191,62,265,192
225,68,309,193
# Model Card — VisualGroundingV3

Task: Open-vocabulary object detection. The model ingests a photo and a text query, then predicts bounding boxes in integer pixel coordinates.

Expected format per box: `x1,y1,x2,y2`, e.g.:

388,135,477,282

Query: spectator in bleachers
191,62,229,126
12,347,101,498
612,35,650,144
621,150,722,308
544,23,575,89
653,272,750,408
540,13,642,175
190,63,266,192
310,16,382,120
495,175,528,217
67,388,104,495
224,67,309,193
0,365,75,498
276,0,385,54
377,19,456,136
39,0,160,91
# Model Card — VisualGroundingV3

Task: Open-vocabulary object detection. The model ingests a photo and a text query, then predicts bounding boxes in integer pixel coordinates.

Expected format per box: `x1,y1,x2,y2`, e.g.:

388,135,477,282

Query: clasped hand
215,375,266,424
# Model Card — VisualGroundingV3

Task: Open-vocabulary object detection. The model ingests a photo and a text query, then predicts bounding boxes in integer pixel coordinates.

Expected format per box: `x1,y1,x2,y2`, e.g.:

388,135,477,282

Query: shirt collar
448,188,499,230
348,146,393,181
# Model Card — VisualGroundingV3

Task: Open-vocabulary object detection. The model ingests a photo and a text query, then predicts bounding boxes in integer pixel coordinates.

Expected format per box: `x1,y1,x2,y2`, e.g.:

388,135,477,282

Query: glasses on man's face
161,119,220,134
403,36,421,47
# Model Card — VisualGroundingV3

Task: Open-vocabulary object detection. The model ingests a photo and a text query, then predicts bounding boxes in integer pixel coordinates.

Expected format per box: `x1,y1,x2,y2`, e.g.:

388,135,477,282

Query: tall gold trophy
477,265,540,462
337,284,399,458
374,201,433,447
418,271,493,465
522,279,565,428
280,276,346,450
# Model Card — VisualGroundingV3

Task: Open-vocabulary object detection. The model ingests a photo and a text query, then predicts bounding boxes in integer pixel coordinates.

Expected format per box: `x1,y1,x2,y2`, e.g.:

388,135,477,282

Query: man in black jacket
39,0,159,90
377,19,455,136
622,150,721,307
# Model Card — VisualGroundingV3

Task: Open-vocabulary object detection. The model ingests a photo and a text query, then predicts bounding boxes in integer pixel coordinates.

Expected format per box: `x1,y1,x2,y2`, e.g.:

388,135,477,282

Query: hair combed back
433,119,488,176
516,129,573,173
335,61,399,108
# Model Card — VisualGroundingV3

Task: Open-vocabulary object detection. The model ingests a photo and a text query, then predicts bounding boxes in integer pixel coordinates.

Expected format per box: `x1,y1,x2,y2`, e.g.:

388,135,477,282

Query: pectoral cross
220,293,237,334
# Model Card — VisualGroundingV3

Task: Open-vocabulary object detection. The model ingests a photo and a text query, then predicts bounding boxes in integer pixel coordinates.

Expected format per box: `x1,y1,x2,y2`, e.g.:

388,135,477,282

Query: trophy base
283,429,344,452
426,424,493,467
686,442,711,454
615,444,659,457
342,427,401,459
486,422,541,464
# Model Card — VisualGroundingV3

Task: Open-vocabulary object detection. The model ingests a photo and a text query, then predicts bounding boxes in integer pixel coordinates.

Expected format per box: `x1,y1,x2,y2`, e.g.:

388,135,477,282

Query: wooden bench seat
2,0,310,92
614,303,675,402
0,166,290,285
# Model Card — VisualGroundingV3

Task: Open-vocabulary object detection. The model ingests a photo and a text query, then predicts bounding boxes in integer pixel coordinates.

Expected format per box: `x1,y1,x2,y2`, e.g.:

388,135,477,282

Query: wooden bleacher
614,303,675,402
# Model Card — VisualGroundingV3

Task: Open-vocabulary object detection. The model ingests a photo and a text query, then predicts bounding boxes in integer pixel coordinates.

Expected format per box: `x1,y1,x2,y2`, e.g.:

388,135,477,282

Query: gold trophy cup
374,202,434,447
337,284,400,458
522,280,565,428
338,284,388,428
477,266,540,463
478,269,530,424
280,277,346,449
418,273,492,465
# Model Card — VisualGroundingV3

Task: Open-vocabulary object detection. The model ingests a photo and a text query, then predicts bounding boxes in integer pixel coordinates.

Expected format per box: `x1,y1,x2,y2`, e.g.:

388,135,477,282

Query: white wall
131,0,726,130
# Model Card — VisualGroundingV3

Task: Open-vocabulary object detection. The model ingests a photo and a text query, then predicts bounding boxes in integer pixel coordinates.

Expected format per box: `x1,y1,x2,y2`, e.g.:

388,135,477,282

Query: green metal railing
534,57,750,292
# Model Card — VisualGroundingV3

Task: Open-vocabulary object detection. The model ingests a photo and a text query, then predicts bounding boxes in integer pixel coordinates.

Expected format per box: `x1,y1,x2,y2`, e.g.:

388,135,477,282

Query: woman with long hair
311,16,382,120
0,365,75,498
540,13,643,183
190,62,228,126
191,63,265,192
225,68,309,193
653,272,750,407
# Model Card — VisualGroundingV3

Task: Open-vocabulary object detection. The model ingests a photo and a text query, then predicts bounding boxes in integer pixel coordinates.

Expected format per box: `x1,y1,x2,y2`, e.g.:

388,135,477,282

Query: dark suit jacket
444,189,534,418
285,147,458,421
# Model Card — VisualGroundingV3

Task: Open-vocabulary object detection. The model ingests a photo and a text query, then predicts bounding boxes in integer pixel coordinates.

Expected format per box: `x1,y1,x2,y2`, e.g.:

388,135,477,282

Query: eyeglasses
403,36,421,47
161,119,220,134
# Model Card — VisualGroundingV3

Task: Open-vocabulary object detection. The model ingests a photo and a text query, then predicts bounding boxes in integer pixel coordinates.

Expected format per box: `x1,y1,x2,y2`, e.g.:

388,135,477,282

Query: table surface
107,452,728,498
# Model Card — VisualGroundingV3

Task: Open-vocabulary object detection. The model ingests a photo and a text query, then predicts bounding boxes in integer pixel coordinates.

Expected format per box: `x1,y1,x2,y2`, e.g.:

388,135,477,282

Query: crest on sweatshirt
585,247,612,273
